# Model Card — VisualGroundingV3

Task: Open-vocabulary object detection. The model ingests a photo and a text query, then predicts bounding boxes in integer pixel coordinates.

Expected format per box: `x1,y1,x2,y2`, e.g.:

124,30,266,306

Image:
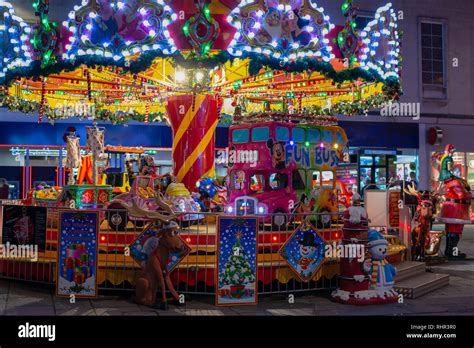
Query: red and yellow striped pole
167,95,220,190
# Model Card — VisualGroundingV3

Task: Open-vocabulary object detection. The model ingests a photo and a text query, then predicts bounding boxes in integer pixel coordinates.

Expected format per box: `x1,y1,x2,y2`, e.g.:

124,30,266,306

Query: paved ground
0,225,472,316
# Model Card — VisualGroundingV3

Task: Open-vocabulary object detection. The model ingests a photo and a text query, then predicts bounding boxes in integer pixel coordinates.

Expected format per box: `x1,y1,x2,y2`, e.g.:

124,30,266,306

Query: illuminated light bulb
117,2,124,9
143,20,150,27
139,7,147,15
81,34,88,42
62,20,68,27
175,70,186,83
113,55,121,61
171,13,177,21
90,12,97,19
320,142,325,148
103,42,110,48
86,23,92,30
253,22,261,29
149,29,156,36
248,32,255,39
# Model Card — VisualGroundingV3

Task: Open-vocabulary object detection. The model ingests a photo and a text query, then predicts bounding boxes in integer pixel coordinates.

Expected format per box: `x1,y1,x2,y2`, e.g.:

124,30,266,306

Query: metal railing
0,203,345,295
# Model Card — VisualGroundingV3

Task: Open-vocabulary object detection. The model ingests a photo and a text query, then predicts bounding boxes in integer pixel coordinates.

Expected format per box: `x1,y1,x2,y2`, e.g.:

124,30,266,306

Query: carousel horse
404,184,438,261
66,135,81,185
85,127,105,185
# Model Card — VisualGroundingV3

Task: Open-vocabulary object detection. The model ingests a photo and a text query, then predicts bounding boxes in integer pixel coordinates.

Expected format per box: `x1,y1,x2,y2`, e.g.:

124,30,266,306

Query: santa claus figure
437,144,472,259
331,193,370,304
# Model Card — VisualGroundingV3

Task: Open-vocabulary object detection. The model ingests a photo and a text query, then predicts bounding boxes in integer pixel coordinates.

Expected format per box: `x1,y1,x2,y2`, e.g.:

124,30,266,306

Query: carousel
0,0,437,306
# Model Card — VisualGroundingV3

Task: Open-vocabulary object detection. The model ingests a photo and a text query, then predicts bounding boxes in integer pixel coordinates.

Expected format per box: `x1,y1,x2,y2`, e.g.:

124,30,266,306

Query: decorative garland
0,93,165,125
3,47,400,91
302,91,394,117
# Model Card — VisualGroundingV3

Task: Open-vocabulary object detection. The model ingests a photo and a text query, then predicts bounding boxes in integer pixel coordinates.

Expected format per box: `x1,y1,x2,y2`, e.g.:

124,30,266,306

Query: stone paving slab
5,305,55,316
56,307,98,316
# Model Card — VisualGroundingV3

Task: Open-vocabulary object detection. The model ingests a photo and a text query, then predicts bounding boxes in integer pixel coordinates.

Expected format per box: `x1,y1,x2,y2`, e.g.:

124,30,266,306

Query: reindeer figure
115,198,185,310
404,184,438,261
136,221,186,310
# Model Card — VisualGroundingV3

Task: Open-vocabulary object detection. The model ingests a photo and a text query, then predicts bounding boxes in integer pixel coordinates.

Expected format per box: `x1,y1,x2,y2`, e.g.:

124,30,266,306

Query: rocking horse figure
404,184,438,261
116,198,185,310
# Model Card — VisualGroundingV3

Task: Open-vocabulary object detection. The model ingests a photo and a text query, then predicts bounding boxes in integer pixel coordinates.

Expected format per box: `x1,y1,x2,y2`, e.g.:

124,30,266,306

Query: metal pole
58,147,63,187
25,147,30,198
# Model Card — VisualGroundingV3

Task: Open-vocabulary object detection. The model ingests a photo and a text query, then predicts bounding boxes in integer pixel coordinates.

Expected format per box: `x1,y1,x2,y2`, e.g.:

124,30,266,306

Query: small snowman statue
362,229,398,303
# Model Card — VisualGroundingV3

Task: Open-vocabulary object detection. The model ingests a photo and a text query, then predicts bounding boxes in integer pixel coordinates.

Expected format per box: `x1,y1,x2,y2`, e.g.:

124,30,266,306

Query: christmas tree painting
217,217,257,305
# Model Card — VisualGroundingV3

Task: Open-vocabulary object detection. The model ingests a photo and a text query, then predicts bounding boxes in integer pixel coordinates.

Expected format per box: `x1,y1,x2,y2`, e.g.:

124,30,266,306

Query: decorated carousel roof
0,0,402,124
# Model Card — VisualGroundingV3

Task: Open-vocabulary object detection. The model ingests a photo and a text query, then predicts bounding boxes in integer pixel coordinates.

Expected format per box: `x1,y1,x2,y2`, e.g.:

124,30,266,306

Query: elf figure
363,229,397,291
438,144,457,182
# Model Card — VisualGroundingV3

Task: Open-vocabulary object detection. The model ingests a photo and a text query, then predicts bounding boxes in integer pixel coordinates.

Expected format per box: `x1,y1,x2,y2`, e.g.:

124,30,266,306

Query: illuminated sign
285,144,339,168
9,147,87,158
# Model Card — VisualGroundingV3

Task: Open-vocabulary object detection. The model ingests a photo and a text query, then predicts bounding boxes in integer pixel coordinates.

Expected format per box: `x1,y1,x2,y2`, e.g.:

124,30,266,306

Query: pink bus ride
225,120,348,229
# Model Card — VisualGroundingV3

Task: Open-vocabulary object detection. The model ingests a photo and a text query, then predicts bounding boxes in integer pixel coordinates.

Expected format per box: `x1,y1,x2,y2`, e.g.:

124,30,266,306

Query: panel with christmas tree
216,217,258,306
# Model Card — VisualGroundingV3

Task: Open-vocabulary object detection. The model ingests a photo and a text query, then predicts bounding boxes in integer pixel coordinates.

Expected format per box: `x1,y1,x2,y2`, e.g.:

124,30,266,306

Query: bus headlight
258,206,265,214
227,206,233,213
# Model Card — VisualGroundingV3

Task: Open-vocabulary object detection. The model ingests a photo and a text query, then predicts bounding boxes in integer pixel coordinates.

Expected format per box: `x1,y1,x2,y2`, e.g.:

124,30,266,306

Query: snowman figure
363,229,397,291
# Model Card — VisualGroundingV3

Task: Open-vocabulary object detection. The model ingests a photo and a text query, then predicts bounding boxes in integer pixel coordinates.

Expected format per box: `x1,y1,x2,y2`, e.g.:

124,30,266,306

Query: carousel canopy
0,0,402,124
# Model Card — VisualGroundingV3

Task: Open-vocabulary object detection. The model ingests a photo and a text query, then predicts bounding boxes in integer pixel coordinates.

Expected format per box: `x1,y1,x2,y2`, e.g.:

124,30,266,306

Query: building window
421,21,445,86
355,15,374,31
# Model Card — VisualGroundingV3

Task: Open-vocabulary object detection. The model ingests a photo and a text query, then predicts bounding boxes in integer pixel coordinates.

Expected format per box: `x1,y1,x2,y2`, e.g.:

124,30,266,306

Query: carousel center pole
166,94,220,191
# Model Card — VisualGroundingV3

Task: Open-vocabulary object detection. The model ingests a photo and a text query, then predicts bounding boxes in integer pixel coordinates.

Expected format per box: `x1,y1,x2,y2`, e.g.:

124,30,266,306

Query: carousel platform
394,261,449,299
